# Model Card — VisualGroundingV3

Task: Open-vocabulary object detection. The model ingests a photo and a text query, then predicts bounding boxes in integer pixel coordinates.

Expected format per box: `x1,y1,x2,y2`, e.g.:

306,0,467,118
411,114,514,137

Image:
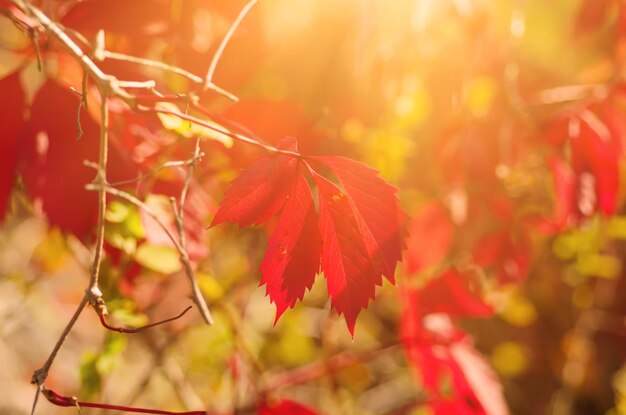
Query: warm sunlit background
2,0,626,414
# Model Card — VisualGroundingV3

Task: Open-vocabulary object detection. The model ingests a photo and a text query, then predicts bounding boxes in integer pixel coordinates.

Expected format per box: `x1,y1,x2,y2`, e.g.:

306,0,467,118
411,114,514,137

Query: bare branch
100,306,193,333
99,51,238,101
102,51,203,83
109,158,203,187
85,84,110,316
29,378,42,415
143,106,301,158
264,343,400,390
171,140,214,325
30,296,89,387
84,179,214,325
203,0,259,91
84,179,183,252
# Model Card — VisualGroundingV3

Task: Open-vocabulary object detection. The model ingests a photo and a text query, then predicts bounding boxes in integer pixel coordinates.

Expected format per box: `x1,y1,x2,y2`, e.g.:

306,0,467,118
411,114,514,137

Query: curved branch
99,306,193,334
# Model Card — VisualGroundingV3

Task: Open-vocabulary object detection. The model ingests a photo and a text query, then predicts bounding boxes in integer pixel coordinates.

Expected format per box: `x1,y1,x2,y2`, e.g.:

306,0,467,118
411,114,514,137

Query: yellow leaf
464,76,498,117
134,244,181,274
608,216,626,240
500,293,537,327
155,102,233,147
198,273,225,301
575,253,621,279
491,341,529,377
33,228,67,272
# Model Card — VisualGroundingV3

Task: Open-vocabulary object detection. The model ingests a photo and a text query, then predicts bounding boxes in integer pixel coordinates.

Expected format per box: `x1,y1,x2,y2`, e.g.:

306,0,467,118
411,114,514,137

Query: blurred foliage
3,0,626,414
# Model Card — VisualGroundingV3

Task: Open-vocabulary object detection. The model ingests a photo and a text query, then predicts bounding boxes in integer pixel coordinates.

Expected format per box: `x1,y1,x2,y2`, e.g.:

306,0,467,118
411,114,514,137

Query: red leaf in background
18,81,100,238
61,0,170,37
18,81,137,240
259,167,321,321
573,0,614,37
211,139,298,227
405,202,453,274
571,107,622,215
218,99,324,171
172,0,266,96
257,399,318,415
313,172,380,334
537,157,576,233
449,341,508,415
472,230,531,284
543,103,623,218
223,99,318,147
315,156,407,282
0,72,24,222
212,139,407,334
420,270,493,317
401,308,507,415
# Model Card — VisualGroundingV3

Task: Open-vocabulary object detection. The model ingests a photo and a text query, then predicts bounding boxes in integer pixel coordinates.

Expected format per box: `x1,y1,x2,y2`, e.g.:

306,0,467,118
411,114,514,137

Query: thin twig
99,51,238,101
31,296,89,387
204,0,259,91
83,179,183,253
19,2,43,71
84,179,215,325
29,380,42,415
14,1,118,91
100,306,193,333
102,51,203,83
264,343,400,390
74,31,94,140
143,107,301,158
171,140,214,325
42,387,208,415
109,158,202,187
117,79,157,89
86,84,110,314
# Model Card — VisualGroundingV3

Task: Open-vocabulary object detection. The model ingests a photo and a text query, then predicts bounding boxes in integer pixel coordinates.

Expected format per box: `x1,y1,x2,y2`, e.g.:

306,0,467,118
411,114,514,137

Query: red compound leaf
212,138,407,335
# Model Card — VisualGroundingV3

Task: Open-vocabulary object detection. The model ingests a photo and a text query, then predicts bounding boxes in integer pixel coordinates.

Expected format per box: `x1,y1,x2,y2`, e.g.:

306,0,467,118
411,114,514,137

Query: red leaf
542,104,623,218
212,140,407,334
571,108,621,215
0,72,24,222
18,81,137,239
313,172,380,335
259,164,322,321
405,202,453,275
537,157,576,233
449,341,508,415
420,270,493,317
61,0,170,37
315,156,407,282
211,139,298,227
401,309,507,415
18,81,100,238
223,99,320,150
257,399,318,415
472,230,531,284
573,0,613,36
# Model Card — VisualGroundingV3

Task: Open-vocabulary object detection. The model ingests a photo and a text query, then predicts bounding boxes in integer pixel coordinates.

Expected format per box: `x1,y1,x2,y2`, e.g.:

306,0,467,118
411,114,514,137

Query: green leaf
79,352,101,397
